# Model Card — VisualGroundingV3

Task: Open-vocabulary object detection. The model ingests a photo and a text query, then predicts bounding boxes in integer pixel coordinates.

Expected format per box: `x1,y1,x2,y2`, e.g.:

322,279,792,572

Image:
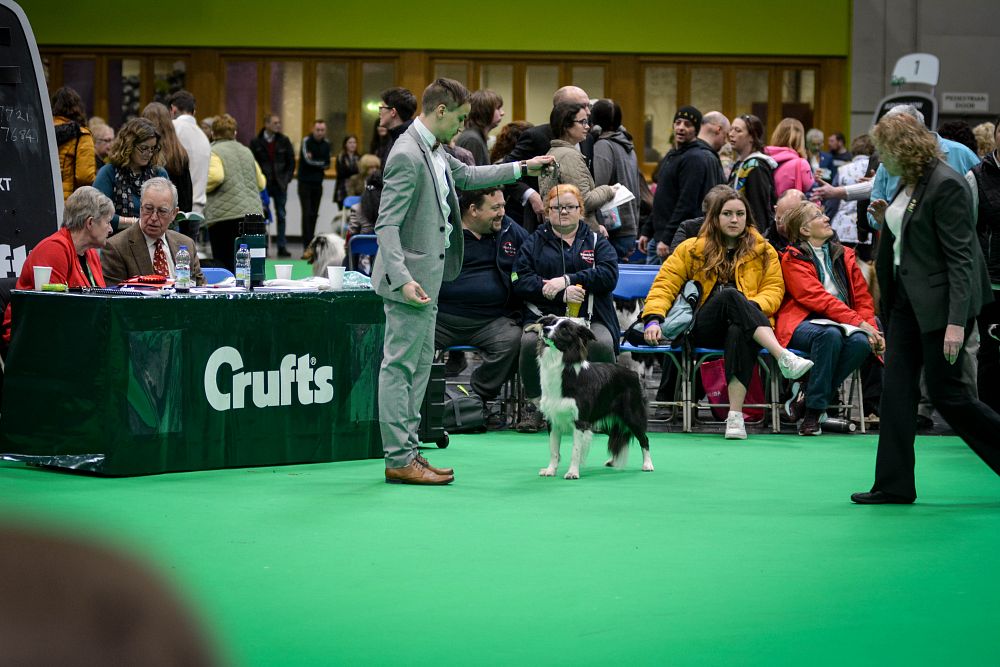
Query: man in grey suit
373,78,553,485
101,177,205,286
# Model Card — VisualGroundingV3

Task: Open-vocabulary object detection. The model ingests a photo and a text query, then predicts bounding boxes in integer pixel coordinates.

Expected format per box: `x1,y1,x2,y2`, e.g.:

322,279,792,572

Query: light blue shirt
868,133,979,230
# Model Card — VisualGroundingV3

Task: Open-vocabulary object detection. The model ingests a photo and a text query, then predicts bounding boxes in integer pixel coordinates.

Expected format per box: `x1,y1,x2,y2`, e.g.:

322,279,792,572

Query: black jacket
439,216,529,321
876,158,993,331
646,138,724,245
249,130,296,193
513,222,620,351
972,152,1000,283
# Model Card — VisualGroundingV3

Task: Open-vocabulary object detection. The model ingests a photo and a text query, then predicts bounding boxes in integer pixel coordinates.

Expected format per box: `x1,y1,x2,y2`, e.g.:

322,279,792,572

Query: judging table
1,288,386,475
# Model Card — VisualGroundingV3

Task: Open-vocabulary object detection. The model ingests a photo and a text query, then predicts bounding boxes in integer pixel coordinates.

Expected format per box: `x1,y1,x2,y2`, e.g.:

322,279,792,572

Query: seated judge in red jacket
2,186,114,350
775,200,883,435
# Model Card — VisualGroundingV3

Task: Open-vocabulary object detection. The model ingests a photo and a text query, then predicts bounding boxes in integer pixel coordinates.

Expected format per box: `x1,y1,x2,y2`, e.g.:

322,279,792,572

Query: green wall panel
18,0,850,56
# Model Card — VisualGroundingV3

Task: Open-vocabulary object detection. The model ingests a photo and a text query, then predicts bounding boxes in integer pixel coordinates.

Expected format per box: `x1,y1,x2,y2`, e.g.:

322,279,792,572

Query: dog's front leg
539,426,561,477
565,428,591,479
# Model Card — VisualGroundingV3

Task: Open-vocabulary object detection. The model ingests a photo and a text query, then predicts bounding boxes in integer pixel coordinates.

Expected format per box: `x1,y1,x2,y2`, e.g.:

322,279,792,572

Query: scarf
111,165,158,217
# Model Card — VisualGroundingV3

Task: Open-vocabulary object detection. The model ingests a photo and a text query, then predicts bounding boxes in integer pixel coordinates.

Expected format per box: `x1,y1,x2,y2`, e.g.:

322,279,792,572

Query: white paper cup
327,265,345,290
33,266,52,290
274,264,293,281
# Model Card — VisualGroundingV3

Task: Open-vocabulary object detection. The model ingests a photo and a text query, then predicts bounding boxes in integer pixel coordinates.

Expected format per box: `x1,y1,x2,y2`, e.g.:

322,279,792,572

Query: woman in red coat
2,187,114,350
776,200,883,435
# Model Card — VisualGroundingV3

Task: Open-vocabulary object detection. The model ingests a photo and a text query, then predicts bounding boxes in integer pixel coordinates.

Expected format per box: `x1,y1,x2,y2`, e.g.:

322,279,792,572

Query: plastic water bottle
235,244,251,289
174,244,191,291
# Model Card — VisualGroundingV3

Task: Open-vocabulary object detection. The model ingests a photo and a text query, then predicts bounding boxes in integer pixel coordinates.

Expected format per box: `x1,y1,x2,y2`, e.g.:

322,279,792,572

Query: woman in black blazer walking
852,113,1000,504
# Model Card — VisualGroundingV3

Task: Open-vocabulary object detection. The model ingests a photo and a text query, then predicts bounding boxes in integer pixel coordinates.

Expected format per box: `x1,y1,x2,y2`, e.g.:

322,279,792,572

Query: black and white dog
534,315,653,479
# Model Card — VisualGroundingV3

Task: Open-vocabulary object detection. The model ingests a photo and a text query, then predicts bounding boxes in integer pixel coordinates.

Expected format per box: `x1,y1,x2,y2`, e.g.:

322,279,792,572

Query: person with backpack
728,114,777,237
51,87,96,200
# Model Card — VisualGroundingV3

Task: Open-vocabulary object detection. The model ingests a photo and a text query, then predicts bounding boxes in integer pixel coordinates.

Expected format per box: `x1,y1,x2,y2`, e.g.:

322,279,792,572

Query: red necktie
153,238,169,277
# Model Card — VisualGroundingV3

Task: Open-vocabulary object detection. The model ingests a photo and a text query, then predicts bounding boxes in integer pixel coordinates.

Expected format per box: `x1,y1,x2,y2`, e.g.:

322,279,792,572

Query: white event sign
941,93,989,113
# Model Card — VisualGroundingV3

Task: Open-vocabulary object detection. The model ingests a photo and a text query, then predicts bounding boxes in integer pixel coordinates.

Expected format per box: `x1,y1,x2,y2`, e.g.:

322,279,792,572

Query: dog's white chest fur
538,345,585,430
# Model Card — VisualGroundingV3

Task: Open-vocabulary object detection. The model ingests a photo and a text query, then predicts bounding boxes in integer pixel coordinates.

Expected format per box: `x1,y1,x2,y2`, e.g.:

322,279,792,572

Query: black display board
0,0,61,279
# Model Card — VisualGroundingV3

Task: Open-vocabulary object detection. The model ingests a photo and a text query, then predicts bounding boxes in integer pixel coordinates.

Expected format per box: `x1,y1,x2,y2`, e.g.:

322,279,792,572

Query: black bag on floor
443,385,485,433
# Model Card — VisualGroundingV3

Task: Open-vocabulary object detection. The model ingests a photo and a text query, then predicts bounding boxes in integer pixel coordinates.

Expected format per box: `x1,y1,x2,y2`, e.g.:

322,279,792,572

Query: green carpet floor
2,431,999,666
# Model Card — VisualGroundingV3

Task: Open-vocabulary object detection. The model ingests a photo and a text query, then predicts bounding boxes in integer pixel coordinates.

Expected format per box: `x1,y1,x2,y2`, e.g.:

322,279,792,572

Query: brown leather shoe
415,454,453,476
385,459,454,485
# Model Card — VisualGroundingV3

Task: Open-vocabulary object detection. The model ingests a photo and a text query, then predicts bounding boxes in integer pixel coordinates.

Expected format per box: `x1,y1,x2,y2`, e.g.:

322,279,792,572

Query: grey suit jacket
101,224,205,286
372,121,519,303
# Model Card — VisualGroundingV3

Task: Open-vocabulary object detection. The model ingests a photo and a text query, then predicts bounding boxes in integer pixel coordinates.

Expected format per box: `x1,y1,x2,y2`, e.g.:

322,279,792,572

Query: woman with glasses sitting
642,190,813,440
512,184,620,433
93,117,169,233
538,102,618,238
775,200,881,436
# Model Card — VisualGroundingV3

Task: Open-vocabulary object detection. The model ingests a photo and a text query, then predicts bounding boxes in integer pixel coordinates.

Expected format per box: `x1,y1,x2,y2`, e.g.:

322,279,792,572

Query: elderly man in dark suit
373,78,553,485
852,113,1000,505
101,177,205,286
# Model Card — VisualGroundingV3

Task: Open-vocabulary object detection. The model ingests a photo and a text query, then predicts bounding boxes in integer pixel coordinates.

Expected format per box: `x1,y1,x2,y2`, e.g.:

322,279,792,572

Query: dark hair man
250,114,296,257
373,78,554,485
296,119,330,254
640,105,725,263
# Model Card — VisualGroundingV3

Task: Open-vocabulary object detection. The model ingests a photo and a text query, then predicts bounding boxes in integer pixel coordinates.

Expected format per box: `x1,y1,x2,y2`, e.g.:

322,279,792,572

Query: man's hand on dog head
402,281,431,306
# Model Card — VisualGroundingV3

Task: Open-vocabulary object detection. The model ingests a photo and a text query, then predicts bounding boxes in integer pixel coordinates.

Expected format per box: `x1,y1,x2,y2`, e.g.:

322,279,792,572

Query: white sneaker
778,350,814,380
725,411,747,440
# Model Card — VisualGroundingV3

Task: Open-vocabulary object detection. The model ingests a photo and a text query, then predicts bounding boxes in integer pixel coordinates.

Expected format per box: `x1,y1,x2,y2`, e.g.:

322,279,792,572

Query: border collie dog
534,315,653,479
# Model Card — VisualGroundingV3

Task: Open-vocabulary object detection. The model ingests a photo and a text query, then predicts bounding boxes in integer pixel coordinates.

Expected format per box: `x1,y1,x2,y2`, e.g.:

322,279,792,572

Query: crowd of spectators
9,82,1000,441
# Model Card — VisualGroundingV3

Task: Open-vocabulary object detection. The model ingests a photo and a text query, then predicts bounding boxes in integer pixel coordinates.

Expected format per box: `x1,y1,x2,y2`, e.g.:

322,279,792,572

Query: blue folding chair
347,234,378,272
202,267,235,284
338,195,363,234
612,265,688,428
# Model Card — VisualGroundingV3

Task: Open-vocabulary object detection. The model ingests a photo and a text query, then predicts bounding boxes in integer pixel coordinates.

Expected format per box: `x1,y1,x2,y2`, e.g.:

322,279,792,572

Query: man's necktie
153,238,169,277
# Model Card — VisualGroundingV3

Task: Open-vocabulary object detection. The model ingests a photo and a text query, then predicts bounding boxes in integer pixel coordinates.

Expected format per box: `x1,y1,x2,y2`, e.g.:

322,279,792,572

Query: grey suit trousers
379,300,437,468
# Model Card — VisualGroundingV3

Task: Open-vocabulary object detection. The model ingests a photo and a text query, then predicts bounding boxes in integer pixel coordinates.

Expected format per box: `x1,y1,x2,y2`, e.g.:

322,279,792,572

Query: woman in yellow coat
51,87,96,200
642,189,813,439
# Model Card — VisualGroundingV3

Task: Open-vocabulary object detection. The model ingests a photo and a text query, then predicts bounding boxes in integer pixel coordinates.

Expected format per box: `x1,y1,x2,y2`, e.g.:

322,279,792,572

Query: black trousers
689,286,769,388
977,292,1000,412
208,219,239,272
873,282,1000,500
298,181,323,246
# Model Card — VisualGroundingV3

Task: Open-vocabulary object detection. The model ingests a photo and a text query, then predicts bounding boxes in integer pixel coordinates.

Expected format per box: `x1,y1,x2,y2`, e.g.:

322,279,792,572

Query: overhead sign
941,92,990,113
0,0,61,279
872,91,937,131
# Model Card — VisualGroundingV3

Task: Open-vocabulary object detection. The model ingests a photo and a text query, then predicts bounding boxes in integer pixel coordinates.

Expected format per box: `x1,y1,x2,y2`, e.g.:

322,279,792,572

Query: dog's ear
578,324,596,344
538,315,558,327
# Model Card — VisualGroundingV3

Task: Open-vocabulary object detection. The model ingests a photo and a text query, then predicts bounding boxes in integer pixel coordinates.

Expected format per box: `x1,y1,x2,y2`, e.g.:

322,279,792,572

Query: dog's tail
603,417,633,468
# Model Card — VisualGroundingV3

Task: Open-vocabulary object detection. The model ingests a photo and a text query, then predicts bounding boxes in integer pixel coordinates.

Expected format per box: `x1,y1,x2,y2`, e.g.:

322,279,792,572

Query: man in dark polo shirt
436,187,528,411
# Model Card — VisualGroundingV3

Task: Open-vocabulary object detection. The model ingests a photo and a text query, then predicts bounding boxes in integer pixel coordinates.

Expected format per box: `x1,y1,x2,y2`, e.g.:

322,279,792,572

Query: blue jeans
789,321,872,410
270,190,288,249
610,234,637,262
645,244,663,265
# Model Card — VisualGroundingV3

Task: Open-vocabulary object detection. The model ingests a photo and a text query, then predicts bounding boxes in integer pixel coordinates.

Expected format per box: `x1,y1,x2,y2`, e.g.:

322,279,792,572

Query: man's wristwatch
519,160,529,173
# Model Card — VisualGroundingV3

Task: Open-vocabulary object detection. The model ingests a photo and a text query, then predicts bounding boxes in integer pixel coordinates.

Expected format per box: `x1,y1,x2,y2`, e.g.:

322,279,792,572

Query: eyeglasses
550,204,580,213
134,144,160,156
377,105,392,112
572,118,591,127
140,204,174,218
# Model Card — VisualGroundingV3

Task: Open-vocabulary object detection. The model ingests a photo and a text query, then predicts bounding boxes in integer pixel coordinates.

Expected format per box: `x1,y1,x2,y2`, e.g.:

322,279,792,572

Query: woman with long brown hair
642,190,812,439
455,89,504,166
93,117,168,231
142,102,192,213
